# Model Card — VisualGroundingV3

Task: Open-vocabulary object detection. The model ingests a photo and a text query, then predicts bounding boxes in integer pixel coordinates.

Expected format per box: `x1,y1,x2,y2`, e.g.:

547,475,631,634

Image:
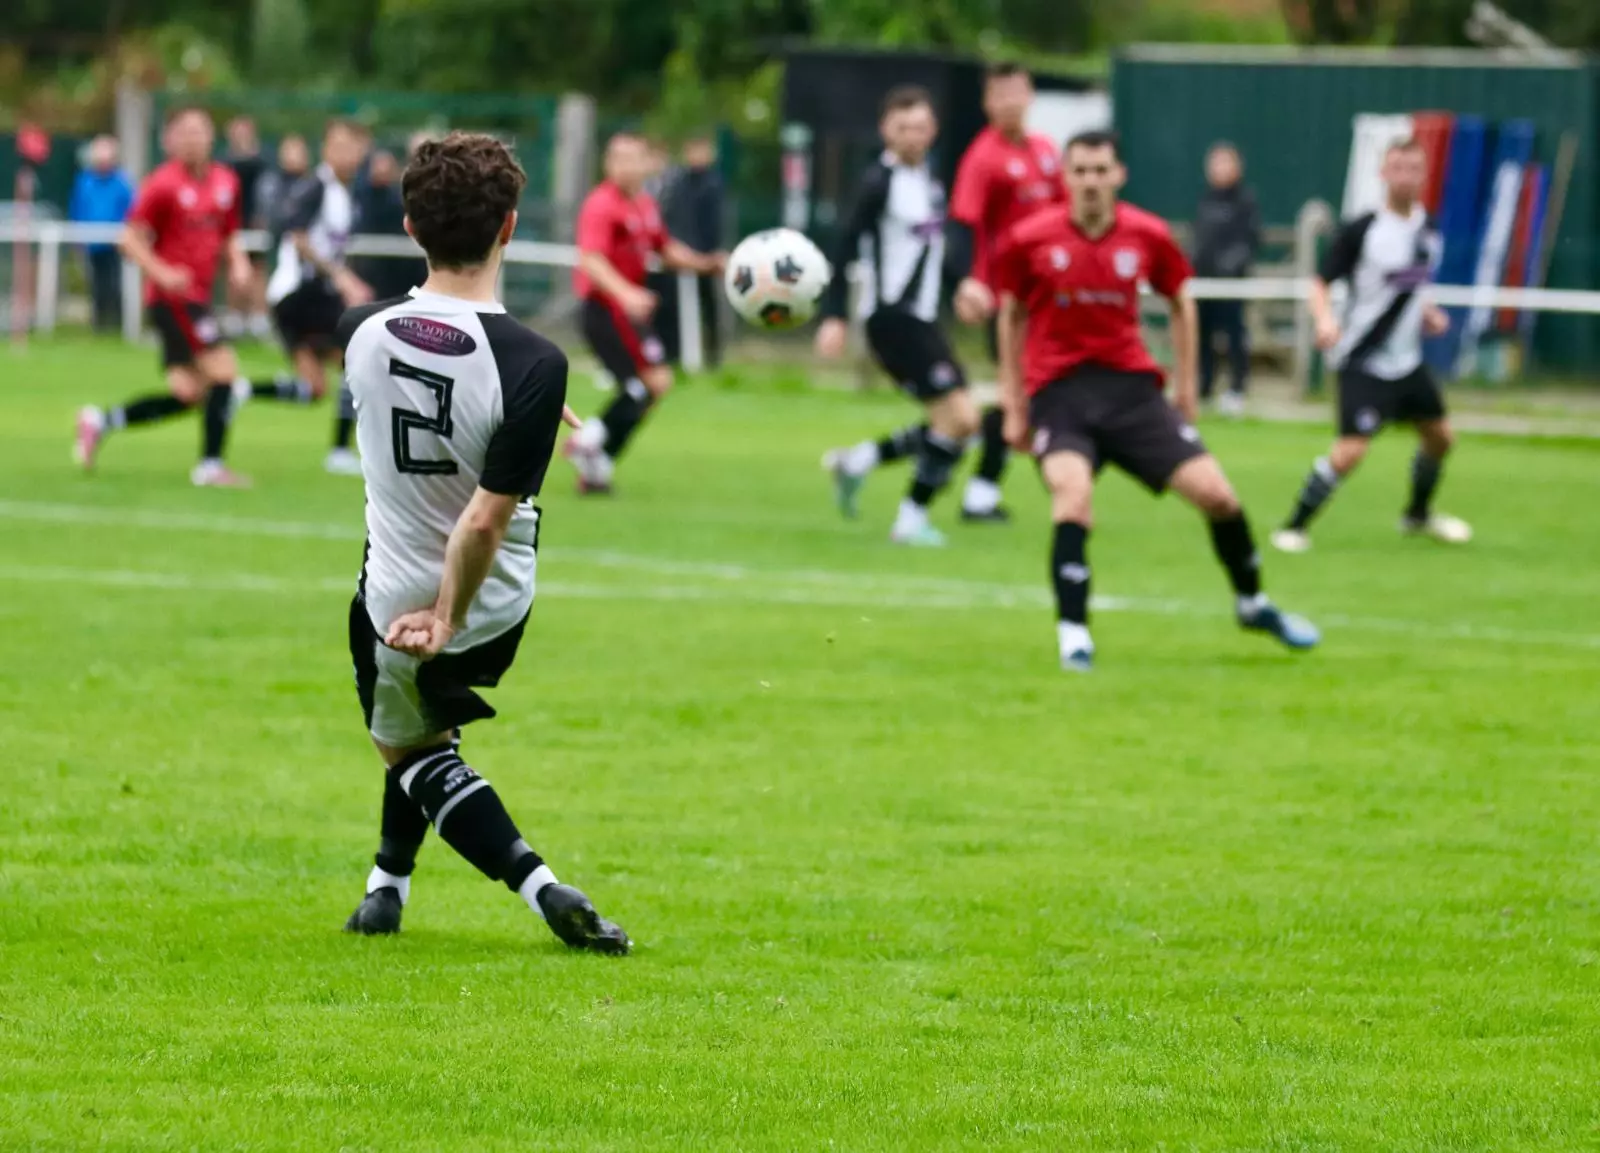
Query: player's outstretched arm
578,249,654,321
661,238,720,275
996,293,1030,450
119,223,189,294
387,488,520,659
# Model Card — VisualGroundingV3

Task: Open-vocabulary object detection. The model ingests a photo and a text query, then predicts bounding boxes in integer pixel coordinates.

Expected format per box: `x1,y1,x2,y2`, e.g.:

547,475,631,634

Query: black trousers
1198,298,1249,398
88,248,122,332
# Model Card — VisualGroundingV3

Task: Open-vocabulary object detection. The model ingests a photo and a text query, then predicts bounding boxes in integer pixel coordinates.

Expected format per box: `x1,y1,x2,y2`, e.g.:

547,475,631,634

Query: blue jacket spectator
68,136,134,255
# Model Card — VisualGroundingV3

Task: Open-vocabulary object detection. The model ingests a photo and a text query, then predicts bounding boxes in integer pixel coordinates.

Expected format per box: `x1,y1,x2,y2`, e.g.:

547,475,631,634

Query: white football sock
518,864,560,918
962,476,1002,514
841,441,879,476
574,417,608,452
891,499,929,537
366,865,411,906
1057,621,1094,655
1237,592,1269,616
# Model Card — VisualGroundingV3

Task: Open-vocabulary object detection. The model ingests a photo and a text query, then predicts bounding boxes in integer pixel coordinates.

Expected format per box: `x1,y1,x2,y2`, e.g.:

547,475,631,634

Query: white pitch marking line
6,500,1600,648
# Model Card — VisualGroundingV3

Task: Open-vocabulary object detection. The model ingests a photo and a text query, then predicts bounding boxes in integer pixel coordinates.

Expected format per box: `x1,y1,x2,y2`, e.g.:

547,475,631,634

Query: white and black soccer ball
723,228,831,330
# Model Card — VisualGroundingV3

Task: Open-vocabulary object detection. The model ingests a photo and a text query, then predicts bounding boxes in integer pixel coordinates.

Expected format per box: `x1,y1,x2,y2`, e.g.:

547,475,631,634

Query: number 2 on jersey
389,358,458,475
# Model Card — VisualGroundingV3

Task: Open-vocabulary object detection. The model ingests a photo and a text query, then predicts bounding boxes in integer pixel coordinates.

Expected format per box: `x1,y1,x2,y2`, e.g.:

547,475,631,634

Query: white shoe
1401,513,1472,544
190,459,251,488
1217,392,1246,418
324,448,363,476
1271,528,1312,554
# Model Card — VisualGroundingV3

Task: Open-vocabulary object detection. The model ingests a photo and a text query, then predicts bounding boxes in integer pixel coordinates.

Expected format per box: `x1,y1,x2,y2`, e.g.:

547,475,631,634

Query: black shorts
1028,367,1207,493
864,309,967,403
148,301,226,369
349,595,529,746
581,297,664,387
272,283,346,354
1338,365,1446,437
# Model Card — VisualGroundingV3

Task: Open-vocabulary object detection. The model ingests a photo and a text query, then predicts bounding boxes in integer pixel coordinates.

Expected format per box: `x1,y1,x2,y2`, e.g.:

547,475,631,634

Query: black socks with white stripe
367,745,557,914
1286,456,1341,531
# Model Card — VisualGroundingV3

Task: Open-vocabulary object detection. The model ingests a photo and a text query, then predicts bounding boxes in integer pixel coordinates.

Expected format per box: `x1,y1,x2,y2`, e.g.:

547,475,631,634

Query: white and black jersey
821,153,948,324
339,288,568,655
1320,206,1443,380
268,164,355,305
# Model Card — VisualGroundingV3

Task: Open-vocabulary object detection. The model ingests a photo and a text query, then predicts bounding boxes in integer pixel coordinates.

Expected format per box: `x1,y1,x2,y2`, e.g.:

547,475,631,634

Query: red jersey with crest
573,181,667,301
126,160,241,306
949,127,1065,287
992,202,1192,396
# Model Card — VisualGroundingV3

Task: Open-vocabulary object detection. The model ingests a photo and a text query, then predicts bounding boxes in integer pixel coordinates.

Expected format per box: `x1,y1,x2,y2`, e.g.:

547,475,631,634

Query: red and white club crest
1049,247,1071,271
214,185,234,209
1037,151,1058,175
1112,248,1141,280
178,187,198,208
1007,158,1027,178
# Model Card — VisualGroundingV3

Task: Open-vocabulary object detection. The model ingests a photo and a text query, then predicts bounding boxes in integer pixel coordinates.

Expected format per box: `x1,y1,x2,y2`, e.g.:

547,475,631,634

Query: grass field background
3,337,1598,1150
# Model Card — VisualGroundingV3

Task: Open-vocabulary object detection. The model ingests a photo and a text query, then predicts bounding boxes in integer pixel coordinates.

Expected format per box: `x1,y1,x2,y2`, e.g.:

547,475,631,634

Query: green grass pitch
3,337,1598,1151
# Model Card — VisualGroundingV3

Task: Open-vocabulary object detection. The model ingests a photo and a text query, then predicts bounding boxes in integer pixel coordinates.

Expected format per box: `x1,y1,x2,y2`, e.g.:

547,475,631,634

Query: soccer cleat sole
537,884,632,955
959,506,1011,524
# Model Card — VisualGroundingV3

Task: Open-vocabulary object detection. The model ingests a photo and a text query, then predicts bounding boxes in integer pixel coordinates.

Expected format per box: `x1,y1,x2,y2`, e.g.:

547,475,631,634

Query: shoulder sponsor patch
385,316,477,357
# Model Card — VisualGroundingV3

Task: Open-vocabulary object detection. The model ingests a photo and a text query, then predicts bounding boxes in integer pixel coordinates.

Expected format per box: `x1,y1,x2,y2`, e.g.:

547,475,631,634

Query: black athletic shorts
272,282,346,354
1337,365,1446,437
148,301,226,369
864,309,967,403
1028,366,1207,493
349,594,529,745
581,297,664,387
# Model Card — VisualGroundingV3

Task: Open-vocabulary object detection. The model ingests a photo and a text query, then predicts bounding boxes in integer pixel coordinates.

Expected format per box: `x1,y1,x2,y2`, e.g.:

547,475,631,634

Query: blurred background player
563,132,722,494
338,132,627,953
74,105,254,487
816,85,978,548
240,118,374,474
994,131,1318,671
255,134,311,239
1273,138,1469,554
1192,142,1260,416
222,116,272,339
352,149,421,300
67,134,134,334
947,61,1066,523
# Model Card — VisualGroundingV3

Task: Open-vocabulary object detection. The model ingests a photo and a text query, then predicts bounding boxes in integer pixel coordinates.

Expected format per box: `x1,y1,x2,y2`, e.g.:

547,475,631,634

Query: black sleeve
944,218,975,283
1319,213,1374,284
1245,189,1263,255
478,316,569,497
280,175,325,233
820,163,890,320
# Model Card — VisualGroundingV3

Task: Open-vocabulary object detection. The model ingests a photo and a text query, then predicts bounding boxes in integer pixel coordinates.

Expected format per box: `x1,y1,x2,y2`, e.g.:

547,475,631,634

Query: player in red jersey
563,132,722,493
74,105,255,486
945,62,1067,523
992,130,1319,671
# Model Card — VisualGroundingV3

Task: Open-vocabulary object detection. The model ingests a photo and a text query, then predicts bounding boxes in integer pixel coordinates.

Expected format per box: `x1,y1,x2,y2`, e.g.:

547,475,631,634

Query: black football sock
107,394,189,431
1286,456,1341,531
368,772,430,896
1051,521,1091,625
392,747,547,895
599,380,653,461
875,423,927,465
333,382,356,450
907,431,964,508
200,383,232,460
974,405,1009,484
249,374,314,403
1209,510,1263,599
1405,450,1444,522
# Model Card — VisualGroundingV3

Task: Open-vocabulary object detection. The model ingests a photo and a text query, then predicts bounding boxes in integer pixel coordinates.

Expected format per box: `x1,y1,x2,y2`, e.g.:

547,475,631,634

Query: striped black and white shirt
267,163,355,304
338,289,568,649
1320,206,1443,380
821,153,947,324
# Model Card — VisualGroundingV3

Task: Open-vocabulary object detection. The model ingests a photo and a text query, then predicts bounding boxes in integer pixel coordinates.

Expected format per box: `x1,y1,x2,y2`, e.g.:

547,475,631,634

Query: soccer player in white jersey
1274,138,1471,553
337,133,630,953
237,119,375,475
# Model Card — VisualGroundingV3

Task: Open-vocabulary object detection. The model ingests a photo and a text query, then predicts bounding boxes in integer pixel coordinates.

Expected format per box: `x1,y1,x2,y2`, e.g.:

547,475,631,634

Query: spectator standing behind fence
256,135,312,236
68,136,134,333
1192,142,1261,417
659,134,727,367
352,148,423,299
223,117,272,338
